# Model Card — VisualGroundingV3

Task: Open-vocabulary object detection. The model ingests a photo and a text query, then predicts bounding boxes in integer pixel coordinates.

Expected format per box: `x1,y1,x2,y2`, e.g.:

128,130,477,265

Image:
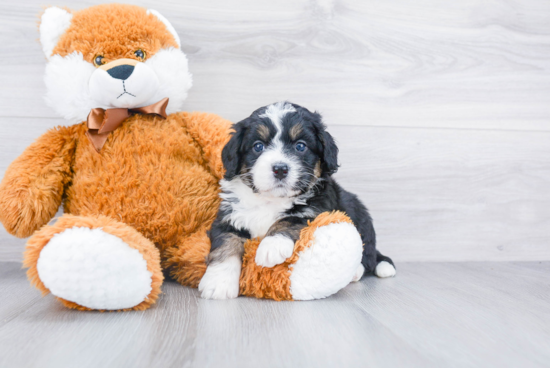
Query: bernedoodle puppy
199,102,395,299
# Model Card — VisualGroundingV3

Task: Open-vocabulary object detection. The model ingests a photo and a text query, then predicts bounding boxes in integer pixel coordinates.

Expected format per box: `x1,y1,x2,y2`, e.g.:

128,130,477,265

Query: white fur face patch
144,48,192,115
250,147,301,197
252,102,301,197
44,52,97,122
89,62,160,109
44,48,192,122
260,102,296,132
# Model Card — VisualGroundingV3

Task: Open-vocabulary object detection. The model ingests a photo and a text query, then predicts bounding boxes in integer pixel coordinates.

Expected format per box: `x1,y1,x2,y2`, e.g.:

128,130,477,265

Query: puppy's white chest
219,179,295,238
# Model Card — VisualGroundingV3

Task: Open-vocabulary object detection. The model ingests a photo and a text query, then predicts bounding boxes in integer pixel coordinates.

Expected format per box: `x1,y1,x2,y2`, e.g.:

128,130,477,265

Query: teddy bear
0,4,364,311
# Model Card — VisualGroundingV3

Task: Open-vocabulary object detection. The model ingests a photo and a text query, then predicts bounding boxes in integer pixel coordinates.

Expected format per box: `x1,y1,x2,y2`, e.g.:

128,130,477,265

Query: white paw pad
375,261,396,278
255,234,295,267
199,256,241,300
352,264,365,282
36,227,153,310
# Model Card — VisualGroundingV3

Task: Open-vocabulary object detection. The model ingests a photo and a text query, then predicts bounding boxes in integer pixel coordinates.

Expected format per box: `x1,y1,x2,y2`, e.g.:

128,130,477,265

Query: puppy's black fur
208,102,394,276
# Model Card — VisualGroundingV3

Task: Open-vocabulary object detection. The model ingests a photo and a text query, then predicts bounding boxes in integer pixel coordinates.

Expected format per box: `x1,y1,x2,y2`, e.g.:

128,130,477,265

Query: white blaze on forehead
259,102,296,135
252,102,301,197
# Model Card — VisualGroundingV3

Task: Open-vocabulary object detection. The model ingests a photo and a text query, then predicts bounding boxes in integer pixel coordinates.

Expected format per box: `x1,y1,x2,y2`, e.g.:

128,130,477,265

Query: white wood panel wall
1,0,549,262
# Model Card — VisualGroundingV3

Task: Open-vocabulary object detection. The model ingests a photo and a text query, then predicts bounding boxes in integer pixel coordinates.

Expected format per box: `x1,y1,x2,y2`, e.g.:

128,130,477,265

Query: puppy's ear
319,129,339,175
313,114,339,176
222,123,245,180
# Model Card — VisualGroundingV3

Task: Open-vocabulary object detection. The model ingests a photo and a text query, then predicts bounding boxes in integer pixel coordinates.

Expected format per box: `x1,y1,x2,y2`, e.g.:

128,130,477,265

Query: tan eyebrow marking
257,124,270,141
289,123,303,141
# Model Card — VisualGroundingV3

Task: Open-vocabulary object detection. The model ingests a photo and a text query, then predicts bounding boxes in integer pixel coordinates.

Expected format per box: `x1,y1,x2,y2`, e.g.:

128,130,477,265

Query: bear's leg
24,214,163,311
162,225,211,289
240,211,363,301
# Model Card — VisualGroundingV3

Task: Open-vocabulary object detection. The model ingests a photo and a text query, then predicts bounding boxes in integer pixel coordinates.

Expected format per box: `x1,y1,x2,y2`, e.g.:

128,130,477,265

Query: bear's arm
0,125,77,238
182,112,233,180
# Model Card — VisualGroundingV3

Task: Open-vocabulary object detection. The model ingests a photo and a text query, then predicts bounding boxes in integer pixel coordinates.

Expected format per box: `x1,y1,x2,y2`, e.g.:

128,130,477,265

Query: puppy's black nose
107,64,135,80
272,163,289,180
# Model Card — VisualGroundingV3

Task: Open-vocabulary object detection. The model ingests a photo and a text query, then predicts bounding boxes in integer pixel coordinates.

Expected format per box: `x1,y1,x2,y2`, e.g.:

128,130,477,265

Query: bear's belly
63,117,221,249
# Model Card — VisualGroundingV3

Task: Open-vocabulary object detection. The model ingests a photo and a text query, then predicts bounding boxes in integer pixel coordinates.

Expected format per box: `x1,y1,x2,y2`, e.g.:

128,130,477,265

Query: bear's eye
93,55,105,67
134,49,146,60
253,141,265,153
295,141,307,152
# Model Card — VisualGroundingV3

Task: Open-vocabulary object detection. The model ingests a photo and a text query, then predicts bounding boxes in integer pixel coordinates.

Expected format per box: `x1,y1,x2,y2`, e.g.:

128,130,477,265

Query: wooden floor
0,1,549,367
0,261,548,368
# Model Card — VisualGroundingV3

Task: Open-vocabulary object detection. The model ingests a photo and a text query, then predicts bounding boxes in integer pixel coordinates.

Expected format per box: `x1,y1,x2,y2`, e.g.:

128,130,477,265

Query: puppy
199,102,395,299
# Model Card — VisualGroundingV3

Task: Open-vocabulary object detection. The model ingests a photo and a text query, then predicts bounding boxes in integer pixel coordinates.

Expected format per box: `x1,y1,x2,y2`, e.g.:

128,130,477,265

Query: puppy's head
39,4,192,122
222,102,338,197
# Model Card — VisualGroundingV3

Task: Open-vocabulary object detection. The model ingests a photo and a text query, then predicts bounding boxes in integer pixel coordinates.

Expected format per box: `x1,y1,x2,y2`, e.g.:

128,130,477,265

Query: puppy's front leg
255,217,309,268
199,226,248,299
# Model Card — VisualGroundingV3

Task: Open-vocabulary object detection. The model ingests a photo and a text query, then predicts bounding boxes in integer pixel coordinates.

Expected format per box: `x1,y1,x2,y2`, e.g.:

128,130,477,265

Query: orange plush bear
0,4,363,311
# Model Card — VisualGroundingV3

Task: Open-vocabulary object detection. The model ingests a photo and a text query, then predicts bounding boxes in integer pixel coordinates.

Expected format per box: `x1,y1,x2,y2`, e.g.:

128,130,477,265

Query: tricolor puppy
198,102,395,299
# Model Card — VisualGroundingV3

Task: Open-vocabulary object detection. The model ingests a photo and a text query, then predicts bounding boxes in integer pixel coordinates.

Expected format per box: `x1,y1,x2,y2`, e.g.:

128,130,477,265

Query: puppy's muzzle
272,163,289,180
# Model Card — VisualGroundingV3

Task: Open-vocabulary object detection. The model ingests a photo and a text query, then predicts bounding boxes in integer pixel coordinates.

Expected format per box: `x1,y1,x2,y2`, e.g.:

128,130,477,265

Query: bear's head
40,4,192,122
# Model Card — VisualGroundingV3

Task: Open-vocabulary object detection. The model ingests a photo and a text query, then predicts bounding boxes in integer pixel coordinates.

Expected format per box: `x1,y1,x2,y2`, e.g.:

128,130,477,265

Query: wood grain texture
1,0,550,262
0,261,549,368
0,0,550,130
330,125,550,262
1,118,549,262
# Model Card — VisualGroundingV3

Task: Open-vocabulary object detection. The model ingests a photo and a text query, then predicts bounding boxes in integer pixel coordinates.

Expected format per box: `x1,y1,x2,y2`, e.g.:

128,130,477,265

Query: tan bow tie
86,97,169,152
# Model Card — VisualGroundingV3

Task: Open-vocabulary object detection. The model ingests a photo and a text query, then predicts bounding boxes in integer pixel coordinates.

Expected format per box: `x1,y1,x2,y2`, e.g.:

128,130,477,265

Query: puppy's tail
374,251,396,278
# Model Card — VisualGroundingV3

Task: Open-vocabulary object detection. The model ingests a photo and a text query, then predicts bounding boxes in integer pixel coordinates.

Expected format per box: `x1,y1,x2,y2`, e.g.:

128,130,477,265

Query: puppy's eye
253,142,265,153
93,55,105,67
295,141,307,152
134,49,146,60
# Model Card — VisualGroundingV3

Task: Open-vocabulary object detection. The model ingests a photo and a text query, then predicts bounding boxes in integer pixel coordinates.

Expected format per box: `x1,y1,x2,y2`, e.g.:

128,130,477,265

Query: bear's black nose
272,163,289,180
107,64,135,80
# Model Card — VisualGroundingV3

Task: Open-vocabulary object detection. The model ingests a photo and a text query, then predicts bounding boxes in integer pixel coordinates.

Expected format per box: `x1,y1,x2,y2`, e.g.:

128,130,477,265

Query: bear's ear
39,7,73,60
146,9,181,48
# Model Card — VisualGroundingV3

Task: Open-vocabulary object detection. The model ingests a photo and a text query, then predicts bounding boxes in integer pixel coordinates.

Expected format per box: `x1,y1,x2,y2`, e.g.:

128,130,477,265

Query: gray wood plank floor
0,261,548,368
1,2,549,365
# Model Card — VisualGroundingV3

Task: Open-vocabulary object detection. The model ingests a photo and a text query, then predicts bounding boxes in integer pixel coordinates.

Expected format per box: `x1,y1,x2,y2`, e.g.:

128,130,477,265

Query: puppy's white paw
255,234,295,268
199,256,241,299
375,261,396,278
351,264,365,282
